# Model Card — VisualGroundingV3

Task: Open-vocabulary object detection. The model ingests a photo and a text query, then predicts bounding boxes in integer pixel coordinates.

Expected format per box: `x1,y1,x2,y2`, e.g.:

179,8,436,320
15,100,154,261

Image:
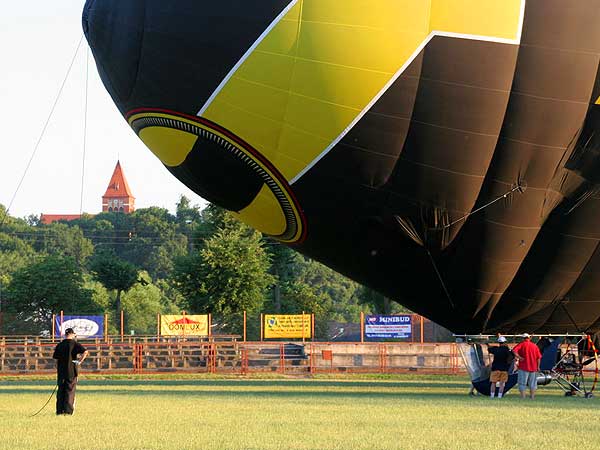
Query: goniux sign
160,315,209,336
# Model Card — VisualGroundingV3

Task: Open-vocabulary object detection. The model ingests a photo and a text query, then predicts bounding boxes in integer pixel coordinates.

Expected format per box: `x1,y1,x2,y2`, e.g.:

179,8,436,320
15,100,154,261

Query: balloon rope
0,35,84,228
79,46,89,215
442,184,523,230
426,248,455,309
561,304,583,334
30,383,58,417
587,335,598,393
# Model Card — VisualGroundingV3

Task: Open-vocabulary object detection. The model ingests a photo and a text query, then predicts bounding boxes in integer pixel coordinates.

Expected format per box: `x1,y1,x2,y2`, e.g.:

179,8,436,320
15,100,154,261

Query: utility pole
185,219,193,253
0,281,3,334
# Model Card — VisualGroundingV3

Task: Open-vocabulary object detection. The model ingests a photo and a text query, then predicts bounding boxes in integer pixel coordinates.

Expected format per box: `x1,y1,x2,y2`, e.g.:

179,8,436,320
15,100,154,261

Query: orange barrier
0,335,240,345
0,341,466,376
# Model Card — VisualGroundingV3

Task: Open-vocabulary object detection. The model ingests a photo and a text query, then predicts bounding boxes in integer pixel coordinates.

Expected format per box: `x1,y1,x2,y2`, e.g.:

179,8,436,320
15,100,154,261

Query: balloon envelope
83,0,600,333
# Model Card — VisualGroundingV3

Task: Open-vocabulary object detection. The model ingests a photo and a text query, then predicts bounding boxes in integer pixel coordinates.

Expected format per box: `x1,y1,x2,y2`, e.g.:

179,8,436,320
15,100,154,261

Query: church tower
102,161,135,213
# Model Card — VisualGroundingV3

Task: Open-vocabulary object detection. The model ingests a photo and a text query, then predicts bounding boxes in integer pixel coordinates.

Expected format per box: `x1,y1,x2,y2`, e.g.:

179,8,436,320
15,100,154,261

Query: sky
0,1,206,219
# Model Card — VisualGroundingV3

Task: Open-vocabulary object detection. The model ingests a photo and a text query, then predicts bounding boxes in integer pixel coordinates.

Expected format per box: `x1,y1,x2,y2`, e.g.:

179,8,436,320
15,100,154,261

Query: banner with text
55,315,104,338
160,315,209,336
264,314,312,339
365,315,412,339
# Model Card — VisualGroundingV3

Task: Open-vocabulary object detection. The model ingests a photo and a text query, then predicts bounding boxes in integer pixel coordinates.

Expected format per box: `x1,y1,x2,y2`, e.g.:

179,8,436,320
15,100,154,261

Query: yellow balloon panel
201,0,524,183
235,184,287,236
430,0,523,39
139,127,198,167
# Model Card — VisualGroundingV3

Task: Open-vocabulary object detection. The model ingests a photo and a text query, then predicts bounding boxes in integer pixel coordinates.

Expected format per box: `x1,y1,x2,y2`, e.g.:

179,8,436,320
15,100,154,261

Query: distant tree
40,223,94,266
193,203,228,244
0,232,38,278
357,286,409,315
299,259,363,322
265,240,301,313
279,279,333,338
265,244,363,330
93,211,135,255
154,278,185,312
171,214,274,332
70,216,116,248
4,256,93,334
176,195,202,225
120,276,179,334
120,207,187,279
0,205,33,232
0,204,10,227
73,207,186,280
176,195,203,253
83,276,111,312
0,233,40,333
25,214,41,227
89,251,139,316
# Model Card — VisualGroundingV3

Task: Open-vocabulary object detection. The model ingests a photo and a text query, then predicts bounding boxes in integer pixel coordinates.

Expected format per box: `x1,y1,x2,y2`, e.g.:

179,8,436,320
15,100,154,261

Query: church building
40,161,135,224
102,161,135,213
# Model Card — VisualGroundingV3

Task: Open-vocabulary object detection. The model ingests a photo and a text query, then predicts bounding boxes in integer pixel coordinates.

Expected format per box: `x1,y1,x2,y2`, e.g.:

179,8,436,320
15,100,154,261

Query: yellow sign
160,315,209,336
264,314,311,339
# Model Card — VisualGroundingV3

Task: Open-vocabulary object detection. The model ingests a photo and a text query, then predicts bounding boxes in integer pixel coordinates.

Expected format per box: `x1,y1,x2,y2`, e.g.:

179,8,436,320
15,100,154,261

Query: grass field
0,374,598,450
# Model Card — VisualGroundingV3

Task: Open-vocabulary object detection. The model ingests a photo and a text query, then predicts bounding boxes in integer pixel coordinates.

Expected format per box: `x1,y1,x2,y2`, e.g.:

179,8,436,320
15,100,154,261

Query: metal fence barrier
0,340,463,375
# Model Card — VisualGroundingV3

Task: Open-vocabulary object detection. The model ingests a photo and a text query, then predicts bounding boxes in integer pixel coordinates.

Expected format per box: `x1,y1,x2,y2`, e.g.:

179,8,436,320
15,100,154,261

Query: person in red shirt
512,333,542,399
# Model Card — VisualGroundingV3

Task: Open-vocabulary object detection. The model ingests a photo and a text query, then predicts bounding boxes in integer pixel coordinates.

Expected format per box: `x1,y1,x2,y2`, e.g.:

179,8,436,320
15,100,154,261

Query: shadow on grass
0,379,482,400
0,382,594,405
1,380,596,410
0,379,465,391
1,387,595,413
0,386,489,401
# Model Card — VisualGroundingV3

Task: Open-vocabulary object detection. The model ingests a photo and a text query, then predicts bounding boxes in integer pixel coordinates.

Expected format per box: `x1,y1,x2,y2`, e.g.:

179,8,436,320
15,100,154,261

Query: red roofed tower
102,161,135,213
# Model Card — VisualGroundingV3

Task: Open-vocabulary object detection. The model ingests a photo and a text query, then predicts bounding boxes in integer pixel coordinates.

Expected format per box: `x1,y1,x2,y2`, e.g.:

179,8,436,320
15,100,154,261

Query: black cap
65,328,76,335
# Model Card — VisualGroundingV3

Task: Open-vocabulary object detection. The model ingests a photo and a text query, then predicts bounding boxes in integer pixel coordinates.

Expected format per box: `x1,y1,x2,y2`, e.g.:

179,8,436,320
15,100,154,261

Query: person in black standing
52,328,88,415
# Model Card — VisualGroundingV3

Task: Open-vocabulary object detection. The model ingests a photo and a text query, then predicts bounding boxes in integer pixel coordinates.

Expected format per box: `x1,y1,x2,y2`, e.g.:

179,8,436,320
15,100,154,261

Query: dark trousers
56,377,78,415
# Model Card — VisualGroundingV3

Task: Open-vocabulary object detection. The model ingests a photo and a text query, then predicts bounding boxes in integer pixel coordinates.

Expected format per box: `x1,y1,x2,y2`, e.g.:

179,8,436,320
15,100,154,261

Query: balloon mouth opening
127,108,306,243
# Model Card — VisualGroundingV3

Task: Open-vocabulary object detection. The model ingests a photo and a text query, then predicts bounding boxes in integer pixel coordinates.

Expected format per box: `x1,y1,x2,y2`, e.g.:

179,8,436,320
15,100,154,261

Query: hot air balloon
83,0,600,333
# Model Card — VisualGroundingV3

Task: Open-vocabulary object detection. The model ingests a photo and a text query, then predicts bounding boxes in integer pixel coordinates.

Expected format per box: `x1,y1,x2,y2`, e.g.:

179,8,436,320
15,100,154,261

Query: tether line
435,184,523,230
79,45,89,215
561,303,583,334
426,248,455,309
30,384,58,417
1,35,84,228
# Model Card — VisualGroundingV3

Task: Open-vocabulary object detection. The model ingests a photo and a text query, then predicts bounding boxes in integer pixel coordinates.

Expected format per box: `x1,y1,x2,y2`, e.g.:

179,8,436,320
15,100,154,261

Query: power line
2,230,286,247
5,230,178,239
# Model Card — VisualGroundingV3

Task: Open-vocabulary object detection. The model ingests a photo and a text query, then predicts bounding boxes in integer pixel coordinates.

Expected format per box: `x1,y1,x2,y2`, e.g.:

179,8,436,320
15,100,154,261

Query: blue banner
55,315,104,338
365,315,412,339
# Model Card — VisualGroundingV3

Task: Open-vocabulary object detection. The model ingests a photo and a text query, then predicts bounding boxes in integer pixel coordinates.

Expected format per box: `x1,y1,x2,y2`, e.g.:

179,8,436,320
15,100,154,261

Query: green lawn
0,374,598,450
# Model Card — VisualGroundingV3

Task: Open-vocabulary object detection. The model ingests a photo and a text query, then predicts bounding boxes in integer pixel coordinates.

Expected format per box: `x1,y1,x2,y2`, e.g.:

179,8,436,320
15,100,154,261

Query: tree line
0,198,407,338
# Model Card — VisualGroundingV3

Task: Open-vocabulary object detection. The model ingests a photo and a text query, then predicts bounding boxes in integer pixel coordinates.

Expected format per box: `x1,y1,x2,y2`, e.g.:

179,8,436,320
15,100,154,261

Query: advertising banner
365,315,412,339
264,314,311,339
160,315,209,336
55,315,104,338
